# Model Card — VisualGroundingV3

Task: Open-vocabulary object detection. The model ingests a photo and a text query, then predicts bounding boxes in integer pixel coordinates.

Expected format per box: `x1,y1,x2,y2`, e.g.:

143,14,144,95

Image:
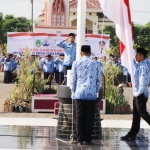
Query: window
51,0,66,26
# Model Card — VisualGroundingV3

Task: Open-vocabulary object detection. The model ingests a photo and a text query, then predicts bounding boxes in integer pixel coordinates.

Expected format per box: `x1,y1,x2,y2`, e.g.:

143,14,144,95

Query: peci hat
69,33,75,37
7,53,13,57
59,53,64,56
136,48,148,55
46,54,51,57
81,45,91,53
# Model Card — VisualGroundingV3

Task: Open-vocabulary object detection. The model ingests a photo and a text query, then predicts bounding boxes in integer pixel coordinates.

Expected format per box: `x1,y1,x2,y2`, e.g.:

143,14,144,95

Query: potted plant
103,62,130,114
7,49,57,112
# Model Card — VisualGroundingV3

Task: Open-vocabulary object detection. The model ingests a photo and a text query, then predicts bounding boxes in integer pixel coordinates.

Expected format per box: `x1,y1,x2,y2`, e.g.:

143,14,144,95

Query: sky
0,0,150,25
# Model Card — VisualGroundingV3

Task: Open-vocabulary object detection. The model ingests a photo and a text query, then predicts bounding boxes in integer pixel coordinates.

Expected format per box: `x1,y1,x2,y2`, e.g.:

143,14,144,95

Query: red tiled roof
69,0,101,9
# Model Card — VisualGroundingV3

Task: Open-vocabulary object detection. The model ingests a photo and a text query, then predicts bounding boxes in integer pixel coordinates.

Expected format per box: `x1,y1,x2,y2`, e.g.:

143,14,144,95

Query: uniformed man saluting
70,45,103,145
56,33,76,84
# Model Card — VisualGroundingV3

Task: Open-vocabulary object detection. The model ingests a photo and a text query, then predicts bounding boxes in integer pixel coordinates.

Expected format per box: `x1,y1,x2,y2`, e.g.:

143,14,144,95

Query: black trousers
4,71,12,83
123,75,131,82
129,93,150,136
58,72,64,85
63,66,72,84
75,99,96,142
44,72,52,86
54,68,59,83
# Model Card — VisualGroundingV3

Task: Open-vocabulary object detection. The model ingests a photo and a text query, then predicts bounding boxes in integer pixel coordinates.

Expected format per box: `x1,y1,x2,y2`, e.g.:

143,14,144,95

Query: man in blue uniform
3,55,14,84
42,55,54,86
56,33,76,84
54,54,64,85
121,48,150,141
70,45,102,145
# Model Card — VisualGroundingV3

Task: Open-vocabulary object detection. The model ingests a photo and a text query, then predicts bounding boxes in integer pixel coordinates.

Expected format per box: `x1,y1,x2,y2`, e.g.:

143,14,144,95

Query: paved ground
0,124,150,150
0,72,150,120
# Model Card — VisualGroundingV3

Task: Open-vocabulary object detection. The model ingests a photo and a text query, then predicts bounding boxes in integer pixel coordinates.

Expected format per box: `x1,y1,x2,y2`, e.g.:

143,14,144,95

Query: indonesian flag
99,0,135,89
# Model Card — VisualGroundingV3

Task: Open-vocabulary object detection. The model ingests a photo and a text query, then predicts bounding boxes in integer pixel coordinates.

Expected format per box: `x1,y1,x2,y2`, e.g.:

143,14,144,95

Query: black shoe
120,134,136,141
84,141,94,145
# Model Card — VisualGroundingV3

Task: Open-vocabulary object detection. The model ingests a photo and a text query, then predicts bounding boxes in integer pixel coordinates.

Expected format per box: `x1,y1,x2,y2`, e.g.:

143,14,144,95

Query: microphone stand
31,69,36,96
32,72,35,96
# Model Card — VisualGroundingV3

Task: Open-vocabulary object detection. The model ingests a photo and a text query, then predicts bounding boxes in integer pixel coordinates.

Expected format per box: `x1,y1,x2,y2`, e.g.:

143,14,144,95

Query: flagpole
76,0,86,60
31,0,33,32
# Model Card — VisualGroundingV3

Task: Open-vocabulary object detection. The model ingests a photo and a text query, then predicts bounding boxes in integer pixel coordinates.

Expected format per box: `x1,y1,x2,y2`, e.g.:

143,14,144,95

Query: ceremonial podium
56,85,102,140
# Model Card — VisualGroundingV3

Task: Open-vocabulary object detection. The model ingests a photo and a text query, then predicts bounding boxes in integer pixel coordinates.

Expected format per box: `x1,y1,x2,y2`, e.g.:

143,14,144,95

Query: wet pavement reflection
0,125,150,149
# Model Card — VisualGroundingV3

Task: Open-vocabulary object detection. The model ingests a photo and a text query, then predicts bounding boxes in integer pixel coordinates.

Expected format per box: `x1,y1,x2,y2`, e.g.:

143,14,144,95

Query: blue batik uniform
55,63,59,72
1,56,6,63
97,60,104,74
125,57,150,138
133,59,149,97
12,60,17,71
42,58,54,85
70,56,102,100
54,58,64,73
2,57,15,70
42,59,54,73
54,58,64,84
56,40,76,66
145,58,150,82
3,59,13,71
3,58,14,83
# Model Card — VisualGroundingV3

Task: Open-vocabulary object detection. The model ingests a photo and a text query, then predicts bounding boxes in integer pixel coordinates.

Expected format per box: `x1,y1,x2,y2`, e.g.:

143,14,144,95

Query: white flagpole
68,0,86,86
76,0,86,60
30,0,33,32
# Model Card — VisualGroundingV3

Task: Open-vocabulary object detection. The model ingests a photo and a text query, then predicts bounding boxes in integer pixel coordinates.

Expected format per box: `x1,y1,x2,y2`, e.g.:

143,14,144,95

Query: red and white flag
99,0,135,88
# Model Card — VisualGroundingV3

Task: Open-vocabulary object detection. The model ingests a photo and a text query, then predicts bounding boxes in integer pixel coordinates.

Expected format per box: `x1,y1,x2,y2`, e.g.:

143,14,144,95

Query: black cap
7,53,13,57
109,54,114,57
137,48,148,55
81,45,91,53
69,33,75,37
59,53,64,56
46,54,51,57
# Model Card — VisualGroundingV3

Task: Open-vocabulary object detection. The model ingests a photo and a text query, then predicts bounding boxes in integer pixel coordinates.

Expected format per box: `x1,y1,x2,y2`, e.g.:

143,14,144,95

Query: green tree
0,13,32,54
3,15,31,43
103,25,119,56
132,23,150,51
103,23,150,56
0,13,4,44
3,43,7,55
145,22,150,28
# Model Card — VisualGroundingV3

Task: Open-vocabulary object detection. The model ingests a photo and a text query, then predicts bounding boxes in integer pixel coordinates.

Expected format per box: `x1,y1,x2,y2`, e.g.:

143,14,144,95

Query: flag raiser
99,0,135,89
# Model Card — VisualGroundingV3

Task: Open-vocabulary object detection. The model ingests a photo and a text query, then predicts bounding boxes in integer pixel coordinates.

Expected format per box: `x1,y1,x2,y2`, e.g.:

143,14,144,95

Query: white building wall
63,0,70,26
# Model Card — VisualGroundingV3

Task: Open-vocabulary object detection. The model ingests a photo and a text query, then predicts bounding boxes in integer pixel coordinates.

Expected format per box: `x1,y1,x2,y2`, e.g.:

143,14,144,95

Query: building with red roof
34,0,113,34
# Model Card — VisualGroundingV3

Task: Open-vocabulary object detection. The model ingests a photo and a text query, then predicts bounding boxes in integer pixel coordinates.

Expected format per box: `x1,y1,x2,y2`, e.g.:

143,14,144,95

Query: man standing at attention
54,53,64,85
121,48,150,141
42,55,54,87
70,45,102,145
56,33,76,84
